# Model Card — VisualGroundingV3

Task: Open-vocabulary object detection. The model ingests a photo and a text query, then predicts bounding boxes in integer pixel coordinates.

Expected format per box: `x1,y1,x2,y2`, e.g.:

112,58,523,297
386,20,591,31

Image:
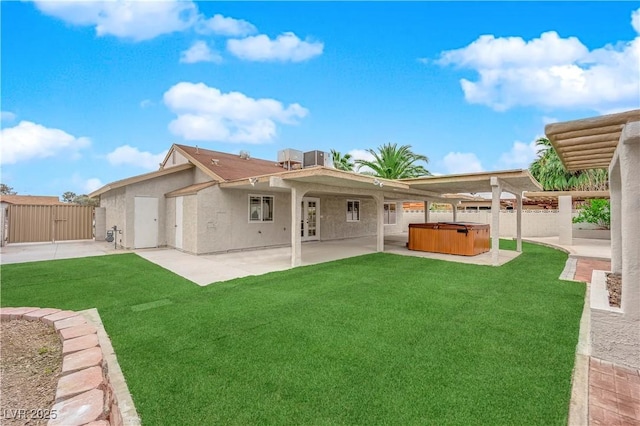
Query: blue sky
1,1,639,197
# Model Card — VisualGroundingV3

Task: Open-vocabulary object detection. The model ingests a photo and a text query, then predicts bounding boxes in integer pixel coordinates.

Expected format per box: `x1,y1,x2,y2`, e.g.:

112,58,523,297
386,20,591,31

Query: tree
330,149,354,171
62,191,77,203
0,184,17,195
73,195,100,207
354,143,431,179
529,137,608,191
62,191,99,206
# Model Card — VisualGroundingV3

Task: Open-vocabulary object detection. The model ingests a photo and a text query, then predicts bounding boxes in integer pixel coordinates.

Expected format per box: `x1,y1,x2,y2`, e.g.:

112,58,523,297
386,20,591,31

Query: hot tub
408,222,490,256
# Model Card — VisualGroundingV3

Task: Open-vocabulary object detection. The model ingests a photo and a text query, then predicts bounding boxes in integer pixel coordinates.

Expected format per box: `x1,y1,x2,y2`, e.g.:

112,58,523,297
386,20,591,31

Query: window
249,195,274,222
347,200,360,222
384,202,397,225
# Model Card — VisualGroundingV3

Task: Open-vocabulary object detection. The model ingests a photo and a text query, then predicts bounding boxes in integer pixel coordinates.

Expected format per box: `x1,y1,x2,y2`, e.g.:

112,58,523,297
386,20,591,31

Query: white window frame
383,202,397,225
347,199,360,222
248,194,274,223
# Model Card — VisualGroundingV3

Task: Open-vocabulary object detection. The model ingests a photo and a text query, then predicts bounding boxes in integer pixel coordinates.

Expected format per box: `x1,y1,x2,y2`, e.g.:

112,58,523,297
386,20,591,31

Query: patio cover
403,169,542,265
222,167,542,266
545,109,640,171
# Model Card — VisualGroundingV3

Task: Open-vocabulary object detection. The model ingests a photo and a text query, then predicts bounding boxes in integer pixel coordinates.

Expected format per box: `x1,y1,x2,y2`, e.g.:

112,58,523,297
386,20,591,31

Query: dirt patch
0,320,62,425
606,272,622,308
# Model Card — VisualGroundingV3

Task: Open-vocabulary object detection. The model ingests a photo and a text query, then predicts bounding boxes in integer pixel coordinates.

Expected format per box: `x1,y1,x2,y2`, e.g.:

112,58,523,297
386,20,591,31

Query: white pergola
546,109,640,370
222,168,542,267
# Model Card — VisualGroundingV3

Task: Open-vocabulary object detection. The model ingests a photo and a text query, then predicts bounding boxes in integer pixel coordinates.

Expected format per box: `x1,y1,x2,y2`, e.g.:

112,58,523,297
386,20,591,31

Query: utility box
303,150,327,168
278,149,303,164
278,149,303,170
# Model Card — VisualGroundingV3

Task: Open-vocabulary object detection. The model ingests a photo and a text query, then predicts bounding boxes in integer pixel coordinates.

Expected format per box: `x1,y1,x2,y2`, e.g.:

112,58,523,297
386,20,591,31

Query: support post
515,193,522,252
610,160,622,274
490,177,501,266
375,194,384,252
290,186,304,267
424,201,431,223
619,122,640,317
558,195,573,246
452,203,458,222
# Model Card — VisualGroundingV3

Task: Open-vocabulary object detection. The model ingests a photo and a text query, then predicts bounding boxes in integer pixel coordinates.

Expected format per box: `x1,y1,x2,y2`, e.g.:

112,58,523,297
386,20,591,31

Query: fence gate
7,205,94,244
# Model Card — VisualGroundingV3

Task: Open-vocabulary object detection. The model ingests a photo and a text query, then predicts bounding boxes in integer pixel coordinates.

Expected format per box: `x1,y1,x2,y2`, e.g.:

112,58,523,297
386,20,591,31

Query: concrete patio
1,233,520,286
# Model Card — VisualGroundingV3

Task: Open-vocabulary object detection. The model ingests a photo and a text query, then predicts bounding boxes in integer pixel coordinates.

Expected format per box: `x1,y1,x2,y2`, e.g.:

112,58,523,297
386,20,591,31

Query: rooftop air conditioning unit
277,149,303,164
303,150,327,168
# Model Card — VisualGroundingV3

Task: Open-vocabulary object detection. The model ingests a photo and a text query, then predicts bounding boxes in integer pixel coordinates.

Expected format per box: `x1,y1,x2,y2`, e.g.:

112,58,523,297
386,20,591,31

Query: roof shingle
175,144,285,181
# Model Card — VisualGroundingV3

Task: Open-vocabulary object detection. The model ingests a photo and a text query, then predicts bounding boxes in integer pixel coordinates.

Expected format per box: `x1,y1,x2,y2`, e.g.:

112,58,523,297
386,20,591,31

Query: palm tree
330,149,354,171
354,143,431,179
529,137,608,191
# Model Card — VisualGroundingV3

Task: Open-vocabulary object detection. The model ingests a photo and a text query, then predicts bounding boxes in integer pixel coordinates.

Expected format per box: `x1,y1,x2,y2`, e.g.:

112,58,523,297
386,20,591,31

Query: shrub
573,199,610,229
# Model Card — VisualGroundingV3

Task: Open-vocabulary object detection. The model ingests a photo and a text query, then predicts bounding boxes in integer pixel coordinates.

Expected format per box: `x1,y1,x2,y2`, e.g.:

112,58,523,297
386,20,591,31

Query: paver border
0,307,140,426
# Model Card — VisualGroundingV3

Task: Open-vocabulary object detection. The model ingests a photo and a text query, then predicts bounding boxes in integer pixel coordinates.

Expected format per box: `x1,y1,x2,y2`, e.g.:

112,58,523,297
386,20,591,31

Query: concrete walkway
0,240,120,265
525,236,611,259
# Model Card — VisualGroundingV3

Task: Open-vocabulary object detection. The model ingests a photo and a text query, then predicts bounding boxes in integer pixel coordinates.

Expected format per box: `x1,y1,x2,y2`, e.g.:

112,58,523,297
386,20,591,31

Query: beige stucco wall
320,196,377,240
182,195,198,253
94,207,106,241
100,187,127,248
168,150,189,166
100,169,194,249
194,186,291,254
194,168,211,184
189,190,401,254
165,197,176,248
403,210,587,238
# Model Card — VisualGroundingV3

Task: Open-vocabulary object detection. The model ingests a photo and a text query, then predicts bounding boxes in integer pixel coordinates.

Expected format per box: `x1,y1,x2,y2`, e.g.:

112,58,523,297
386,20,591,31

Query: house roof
401,169,542,195
165,181,217,198
545,109,640,171
173,144,285,181
0,195,65,205
89,163,194,197
93,144,540,201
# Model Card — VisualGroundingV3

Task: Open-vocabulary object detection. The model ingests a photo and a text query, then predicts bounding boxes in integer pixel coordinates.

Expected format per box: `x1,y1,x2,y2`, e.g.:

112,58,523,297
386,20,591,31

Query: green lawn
1,240,585,425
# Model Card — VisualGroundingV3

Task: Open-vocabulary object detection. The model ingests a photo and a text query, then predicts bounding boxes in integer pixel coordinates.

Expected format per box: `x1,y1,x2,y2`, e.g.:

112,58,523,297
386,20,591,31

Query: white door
175,196,183,250
301,197,320,242
134,197,158,248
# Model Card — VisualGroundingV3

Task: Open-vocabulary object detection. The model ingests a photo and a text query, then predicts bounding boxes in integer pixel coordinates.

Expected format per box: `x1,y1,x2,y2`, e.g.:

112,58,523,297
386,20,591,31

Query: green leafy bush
573,199,610,229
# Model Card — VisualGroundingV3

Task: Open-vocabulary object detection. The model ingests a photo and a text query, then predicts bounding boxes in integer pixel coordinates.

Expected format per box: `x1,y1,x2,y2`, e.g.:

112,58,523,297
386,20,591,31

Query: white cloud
140,99,154,108
542,116,558,125
34,0,198,42
0,121,90,165
632,8,640,34
196,14,256,37
106,145,167,170
437,10,640,113
1,111,16,123
496,139,538,170
348,149,376,174
227,32,324,62
163,82,308,143
442,152,484,174
180,40,222,64
84,178,104,193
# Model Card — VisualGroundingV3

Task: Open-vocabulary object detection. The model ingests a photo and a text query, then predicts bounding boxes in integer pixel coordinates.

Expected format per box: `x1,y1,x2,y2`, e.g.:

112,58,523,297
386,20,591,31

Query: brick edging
1,307,139,426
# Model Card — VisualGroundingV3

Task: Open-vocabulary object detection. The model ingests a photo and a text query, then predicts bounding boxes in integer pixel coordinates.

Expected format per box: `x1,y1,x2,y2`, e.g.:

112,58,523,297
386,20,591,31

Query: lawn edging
0,307,140,426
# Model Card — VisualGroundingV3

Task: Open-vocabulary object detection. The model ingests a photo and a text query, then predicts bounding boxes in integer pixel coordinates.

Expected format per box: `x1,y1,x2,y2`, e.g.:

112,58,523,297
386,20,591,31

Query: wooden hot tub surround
408,222,490,256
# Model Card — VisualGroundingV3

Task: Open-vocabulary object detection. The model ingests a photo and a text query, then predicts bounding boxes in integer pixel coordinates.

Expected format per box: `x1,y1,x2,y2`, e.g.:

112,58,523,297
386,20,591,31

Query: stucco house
90,143,541,266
